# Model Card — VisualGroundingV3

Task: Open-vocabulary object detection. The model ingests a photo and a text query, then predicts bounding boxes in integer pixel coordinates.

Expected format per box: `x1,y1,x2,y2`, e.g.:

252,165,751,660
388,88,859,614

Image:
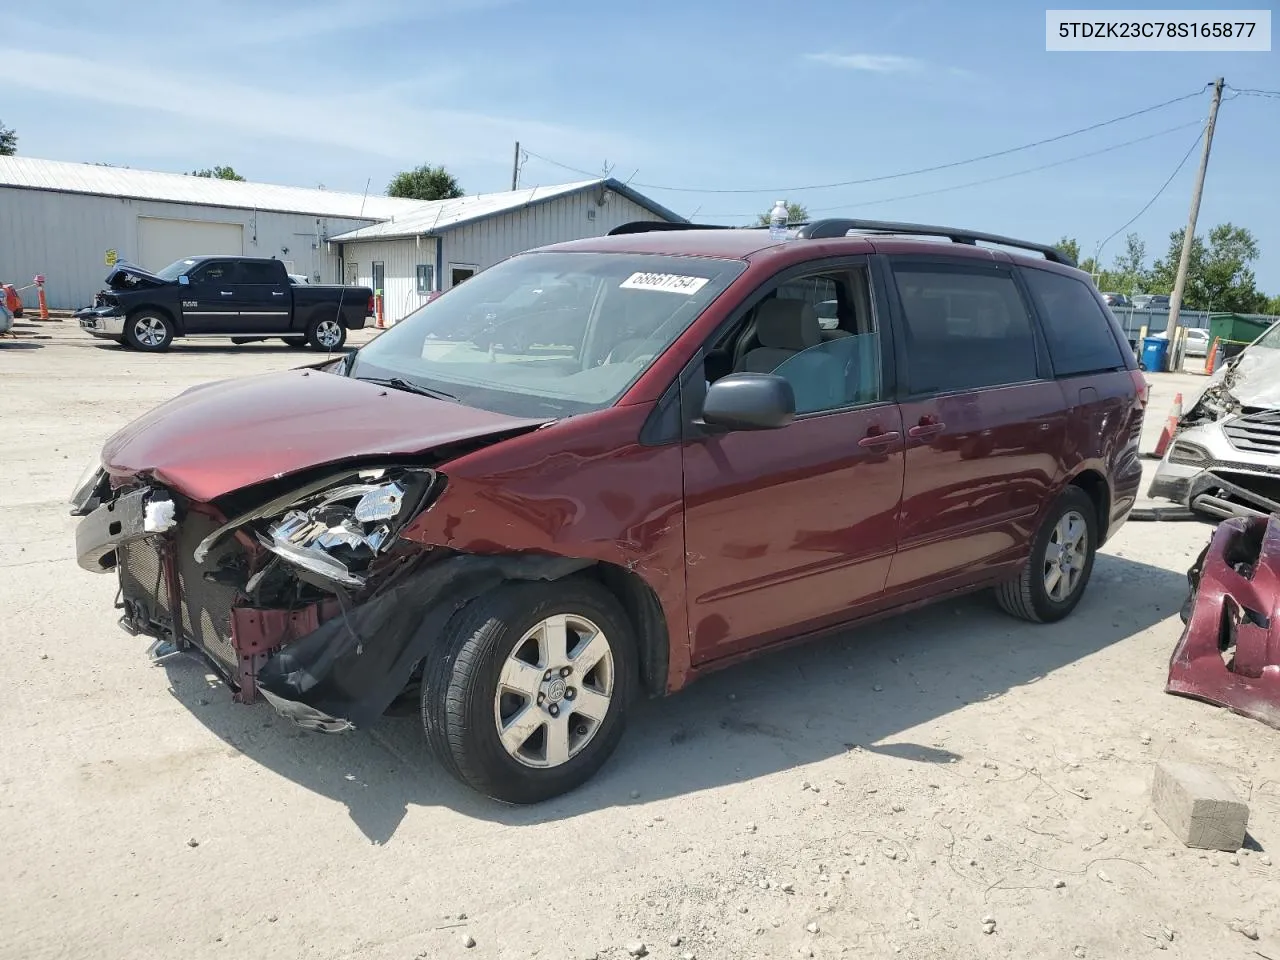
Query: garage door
136,217,244,271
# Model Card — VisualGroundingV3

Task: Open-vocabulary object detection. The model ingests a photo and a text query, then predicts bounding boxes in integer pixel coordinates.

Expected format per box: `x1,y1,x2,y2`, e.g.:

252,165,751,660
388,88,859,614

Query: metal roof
0,155,424,220
329,178,685,242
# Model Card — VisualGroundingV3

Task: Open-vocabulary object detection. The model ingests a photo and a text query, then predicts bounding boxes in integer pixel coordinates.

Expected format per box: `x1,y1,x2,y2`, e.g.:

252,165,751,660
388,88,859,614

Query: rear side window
890,262,1039,394
239,261,283,284
1022,268,1125,377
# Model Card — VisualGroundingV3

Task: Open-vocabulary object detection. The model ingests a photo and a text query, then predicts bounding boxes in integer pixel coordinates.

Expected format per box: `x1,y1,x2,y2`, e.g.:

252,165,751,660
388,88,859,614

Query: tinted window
188,261,233,284
239,261,283,284
891,263,1038,393
1022,269,1125,377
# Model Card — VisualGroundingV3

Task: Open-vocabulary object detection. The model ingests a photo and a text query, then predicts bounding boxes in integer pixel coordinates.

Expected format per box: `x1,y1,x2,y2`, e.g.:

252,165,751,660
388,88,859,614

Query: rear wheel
306,316,346,351
123,311,174,352
995,486,1098,623
422,578,637,804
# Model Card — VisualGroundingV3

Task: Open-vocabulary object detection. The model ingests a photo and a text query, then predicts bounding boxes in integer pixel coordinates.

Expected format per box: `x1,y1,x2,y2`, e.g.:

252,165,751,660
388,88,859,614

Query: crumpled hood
1225,347,1280,409
102,368,550,502
104,262,169,291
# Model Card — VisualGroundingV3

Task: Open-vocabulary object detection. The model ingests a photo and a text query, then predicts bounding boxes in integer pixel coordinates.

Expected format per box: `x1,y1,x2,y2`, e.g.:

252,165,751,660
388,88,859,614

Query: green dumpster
1208,312,1272,347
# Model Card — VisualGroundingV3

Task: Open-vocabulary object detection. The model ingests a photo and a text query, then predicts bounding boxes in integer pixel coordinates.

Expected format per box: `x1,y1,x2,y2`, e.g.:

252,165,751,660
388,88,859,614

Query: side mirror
701,373,795,431
178,275,190,286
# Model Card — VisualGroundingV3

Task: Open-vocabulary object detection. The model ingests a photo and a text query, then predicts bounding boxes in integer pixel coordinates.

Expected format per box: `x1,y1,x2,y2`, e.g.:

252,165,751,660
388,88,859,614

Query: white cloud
0,48,641,170
804,52,927,73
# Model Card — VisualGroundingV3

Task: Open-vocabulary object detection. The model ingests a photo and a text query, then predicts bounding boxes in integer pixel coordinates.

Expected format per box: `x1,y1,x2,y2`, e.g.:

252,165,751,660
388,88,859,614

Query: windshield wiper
357,376,457,401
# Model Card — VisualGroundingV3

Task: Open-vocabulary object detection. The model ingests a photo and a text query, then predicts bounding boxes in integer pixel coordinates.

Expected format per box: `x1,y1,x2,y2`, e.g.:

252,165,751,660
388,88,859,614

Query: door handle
859,430,901,449
272,291,285,296
908,422,946,439
220,290,233,296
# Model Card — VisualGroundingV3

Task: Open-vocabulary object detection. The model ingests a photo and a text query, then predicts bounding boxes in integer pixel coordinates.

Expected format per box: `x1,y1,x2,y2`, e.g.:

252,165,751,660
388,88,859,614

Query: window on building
416,264,434,294
891,262,1039,394
372,261,385,295
1022,268,1126,377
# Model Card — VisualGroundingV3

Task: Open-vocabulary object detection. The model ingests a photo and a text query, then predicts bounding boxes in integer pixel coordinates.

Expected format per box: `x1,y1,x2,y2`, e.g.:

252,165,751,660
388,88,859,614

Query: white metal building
0,156,430,310
0,158,683,316
329,179,684,323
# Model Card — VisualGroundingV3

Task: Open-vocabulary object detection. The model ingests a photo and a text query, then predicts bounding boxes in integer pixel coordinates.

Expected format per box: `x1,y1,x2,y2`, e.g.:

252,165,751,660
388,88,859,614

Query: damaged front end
1168,512,1280,728
1149,335,1280,521
71,462,444,727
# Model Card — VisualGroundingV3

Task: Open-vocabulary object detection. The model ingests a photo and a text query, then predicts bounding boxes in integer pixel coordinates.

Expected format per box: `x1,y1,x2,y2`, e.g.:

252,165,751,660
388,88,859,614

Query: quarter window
1022,268,1126,377
891,263,1039,394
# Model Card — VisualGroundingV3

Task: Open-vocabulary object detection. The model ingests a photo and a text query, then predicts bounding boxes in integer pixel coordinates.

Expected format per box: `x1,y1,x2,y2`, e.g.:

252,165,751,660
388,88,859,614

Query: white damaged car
1148,320,1280,520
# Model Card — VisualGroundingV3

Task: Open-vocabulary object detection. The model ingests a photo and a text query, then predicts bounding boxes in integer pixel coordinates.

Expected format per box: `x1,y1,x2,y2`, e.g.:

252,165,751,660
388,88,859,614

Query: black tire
282,336,308,348
306,315,346,351
12,309,22,319
995,486,1098,624
422,577,638,804
122,310,174,352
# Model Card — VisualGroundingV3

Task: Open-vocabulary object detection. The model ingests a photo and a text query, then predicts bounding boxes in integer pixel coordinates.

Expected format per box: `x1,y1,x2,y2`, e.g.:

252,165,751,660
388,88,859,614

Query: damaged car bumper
76,308,126,339
1168,512,1280,729
1149,412,1280,520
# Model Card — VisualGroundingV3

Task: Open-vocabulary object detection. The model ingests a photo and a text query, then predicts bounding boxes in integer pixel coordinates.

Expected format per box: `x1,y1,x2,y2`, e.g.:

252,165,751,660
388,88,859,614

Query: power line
1225,84,1280,98
702,120,1203,219
1091,129,1204,263
523,85,1210,195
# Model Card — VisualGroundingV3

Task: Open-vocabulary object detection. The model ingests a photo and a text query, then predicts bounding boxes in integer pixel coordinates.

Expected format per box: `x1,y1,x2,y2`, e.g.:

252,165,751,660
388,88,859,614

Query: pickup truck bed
75,256,374,352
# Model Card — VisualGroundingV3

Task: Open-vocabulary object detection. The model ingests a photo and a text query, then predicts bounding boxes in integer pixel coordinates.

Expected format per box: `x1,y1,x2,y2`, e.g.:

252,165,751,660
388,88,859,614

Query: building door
448,263,478,289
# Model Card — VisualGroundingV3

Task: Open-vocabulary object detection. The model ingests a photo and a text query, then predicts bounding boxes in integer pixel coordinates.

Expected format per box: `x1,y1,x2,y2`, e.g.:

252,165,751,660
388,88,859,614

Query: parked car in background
72,218,1147,803
75,256,374,352
1149,319,1280,520
1149,326,1211,358
1101,292,1131,308
1132,294,1171,310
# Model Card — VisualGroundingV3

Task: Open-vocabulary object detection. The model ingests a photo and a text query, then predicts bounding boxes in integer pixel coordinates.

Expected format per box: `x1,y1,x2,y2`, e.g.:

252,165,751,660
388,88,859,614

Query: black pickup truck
75,256,374,352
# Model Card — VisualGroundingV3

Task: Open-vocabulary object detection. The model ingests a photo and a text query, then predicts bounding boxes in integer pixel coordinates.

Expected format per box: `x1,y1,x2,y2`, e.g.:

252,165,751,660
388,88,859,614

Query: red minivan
72,219,1147,802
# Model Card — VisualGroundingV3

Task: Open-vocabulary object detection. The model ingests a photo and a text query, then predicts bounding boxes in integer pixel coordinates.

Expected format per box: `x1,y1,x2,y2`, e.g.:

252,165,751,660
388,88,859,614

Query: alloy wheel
133,316,167,347
1043,509,1089,602
315,319,342,348
493,613,615,768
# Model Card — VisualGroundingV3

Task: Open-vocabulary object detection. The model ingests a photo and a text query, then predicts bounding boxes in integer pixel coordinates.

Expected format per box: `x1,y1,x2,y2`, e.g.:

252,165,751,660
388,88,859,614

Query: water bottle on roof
768,200,789,241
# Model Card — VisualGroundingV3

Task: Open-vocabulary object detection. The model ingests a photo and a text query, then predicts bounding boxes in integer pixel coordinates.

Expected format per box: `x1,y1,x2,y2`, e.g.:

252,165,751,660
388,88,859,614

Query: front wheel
422,578,638,804
995,486,1098,623
306,316,346,351
123,311,174,352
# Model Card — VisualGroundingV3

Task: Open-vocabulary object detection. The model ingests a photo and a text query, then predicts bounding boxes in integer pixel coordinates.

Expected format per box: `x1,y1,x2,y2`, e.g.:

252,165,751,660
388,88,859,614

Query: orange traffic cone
1153,392,1183,458
1203,337,1219,374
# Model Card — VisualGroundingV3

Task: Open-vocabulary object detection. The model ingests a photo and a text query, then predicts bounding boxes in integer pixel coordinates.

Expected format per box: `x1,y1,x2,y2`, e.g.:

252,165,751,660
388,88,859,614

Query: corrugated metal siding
341,237,440,324
0,187,379,308
442,187,670,287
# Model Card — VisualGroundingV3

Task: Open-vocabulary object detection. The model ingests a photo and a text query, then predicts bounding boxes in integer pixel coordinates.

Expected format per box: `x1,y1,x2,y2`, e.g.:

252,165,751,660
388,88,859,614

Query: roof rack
792,218,1075,266
607,220,732,236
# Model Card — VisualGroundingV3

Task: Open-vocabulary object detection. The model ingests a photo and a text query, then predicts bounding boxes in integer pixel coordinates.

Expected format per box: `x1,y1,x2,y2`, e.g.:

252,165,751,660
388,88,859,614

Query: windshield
155,258,199,281
348,251,745,418
1250,320,1280,351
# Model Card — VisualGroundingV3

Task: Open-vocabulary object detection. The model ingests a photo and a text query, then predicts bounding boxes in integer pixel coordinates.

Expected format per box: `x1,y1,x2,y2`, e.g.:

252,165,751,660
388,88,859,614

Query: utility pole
1163,77,1224,368
511,141,521,191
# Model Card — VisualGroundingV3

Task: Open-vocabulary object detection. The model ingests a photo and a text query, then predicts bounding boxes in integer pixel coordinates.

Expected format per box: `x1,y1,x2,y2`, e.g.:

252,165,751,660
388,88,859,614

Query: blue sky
2,0,1278,289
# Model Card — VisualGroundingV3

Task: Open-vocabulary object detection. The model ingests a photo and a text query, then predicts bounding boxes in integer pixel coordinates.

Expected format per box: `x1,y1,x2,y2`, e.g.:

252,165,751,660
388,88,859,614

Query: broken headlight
256,468,437,587
69,459,108,516
1170,441,1211,466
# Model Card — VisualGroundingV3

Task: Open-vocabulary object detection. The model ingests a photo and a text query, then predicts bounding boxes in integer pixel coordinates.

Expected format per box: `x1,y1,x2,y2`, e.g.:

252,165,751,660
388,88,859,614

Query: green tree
1266,294,1280,316
757,201,810,226
1111,232,1147,296
0,120,16,156
387,164,464,201
1150,223,1267,312
189,165,246,181
1055,236,1081,265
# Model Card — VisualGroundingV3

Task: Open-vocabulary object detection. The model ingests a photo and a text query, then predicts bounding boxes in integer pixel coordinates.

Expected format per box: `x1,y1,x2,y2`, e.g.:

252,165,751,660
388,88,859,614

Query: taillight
368,294,375,315
1130,370,1150,409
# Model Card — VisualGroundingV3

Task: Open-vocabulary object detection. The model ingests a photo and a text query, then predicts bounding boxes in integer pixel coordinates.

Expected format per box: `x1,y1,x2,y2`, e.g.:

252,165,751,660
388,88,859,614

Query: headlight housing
1169,441,1211,466
69,459,107,516
255,467,437,587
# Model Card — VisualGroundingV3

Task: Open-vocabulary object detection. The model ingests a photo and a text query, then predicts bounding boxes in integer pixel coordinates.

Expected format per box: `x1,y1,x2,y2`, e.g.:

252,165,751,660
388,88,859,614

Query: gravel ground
1,320,1276,960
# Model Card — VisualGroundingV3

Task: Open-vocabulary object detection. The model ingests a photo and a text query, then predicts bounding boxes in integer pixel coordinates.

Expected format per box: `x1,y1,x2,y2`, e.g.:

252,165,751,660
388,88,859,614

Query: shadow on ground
159,552,1187,843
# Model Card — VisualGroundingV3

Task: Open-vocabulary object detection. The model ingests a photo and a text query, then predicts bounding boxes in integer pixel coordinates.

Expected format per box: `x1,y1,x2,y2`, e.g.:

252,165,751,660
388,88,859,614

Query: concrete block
1151,761,1249,851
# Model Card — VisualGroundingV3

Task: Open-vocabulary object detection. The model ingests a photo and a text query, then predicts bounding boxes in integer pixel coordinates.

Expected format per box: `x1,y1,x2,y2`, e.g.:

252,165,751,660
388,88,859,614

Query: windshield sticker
619,272,710,295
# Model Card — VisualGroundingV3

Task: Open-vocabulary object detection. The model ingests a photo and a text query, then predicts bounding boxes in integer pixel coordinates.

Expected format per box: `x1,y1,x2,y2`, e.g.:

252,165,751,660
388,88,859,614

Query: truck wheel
282,337,308,348
422,577,638,804
995,486,1098,623
123,311,174,352
306,317,346,351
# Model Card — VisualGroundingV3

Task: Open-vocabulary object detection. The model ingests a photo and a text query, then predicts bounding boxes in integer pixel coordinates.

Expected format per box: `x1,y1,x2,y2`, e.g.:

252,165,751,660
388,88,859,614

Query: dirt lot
2,320,1277,960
